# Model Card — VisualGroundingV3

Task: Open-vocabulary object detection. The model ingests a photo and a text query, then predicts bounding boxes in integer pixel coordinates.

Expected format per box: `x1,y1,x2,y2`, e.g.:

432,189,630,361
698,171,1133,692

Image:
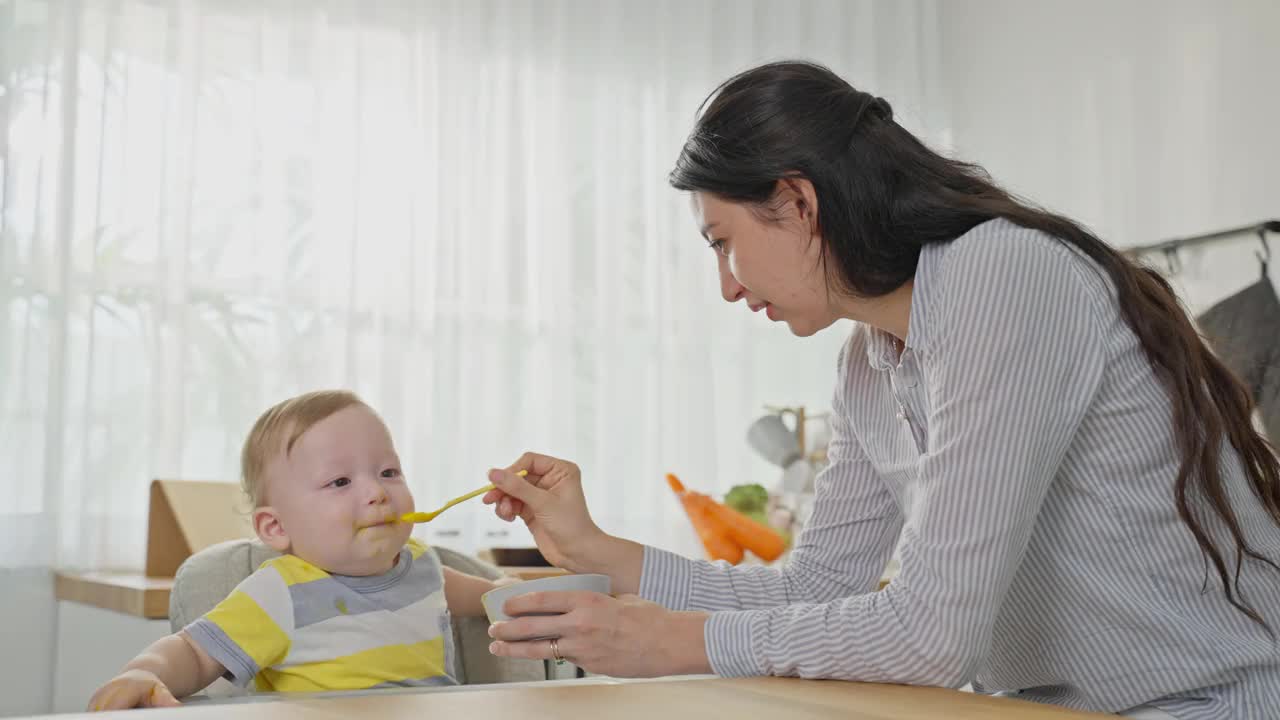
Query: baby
88,390,505,710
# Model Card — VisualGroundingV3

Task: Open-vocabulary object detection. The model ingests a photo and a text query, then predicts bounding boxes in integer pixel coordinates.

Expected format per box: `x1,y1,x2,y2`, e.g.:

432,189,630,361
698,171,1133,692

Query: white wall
0,571,56,718
936,0,1280,313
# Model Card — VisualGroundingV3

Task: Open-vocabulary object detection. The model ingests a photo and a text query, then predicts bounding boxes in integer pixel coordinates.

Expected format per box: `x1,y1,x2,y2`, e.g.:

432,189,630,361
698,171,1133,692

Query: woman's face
691,187,842,337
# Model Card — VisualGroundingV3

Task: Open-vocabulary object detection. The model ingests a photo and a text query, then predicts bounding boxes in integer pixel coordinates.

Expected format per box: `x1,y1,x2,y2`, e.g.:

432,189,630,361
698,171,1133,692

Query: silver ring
550,637,563,663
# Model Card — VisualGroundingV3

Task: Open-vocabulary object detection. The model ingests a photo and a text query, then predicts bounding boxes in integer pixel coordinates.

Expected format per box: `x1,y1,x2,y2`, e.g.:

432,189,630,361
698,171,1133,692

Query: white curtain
0,0,945,570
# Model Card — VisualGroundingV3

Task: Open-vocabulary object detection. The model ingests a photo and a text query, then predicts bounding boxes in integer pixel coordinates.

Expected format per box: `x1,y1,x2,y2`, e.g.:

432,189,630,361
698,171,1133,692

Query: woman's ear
253,506,290,552
775,177,820,234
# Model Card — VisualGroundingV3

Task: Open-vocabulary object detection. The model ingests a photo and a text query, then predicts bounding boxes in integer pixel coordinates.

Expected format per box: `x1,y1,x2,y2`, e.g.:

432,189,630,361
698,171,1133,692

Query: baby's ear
253,507,290,552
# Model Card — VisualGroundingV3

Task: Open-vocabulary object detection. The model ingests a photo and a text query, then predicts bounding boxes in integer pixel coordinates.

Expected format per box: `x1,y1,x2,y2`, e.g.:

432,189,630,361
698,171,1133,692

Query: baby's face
258,405,415,576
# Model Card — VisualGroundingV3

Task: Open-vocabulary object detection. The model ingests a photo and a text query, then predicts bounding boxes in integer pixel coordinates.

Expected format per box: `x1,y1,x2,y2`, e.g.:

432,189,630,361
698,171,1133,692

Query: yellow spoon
399,470,527,524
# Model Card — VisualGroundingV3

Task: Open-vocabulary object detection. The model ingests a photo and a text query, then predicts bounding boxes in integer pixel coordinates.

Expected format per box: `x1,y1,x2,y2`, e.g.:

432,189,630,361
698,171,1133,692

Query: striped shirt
640,218,1280,719
186,538,457,692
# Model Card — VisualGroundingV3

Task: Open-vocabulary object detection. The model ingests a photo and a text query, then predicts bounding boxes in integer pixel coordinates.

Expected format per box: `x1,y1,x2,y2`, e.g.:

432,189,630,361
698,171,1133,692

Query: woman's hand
484,452,641,583
87,669,180,711
487,590,712,678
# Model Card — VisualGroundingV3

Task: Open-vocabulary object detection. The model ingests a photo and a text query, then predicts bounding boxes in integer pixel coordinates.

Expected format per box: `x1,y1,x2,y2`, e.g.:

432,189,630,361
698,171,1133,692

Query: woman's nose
718,258,744,303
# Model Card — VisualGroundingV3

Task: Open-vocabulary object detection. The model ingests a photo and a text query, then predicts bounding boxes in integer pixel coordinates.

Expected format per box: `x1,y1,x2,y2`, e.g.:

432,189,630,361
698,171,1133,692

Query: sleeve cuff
705,610,765,677
637,545,694,609
184,619,259,688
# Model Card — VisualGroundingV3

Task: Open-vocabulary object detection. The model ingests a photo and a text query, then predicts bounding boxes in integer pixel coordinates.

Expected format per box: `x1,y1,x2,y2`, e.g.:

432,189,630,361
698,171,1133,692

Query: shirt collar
331,546,414,594
863,242,939,371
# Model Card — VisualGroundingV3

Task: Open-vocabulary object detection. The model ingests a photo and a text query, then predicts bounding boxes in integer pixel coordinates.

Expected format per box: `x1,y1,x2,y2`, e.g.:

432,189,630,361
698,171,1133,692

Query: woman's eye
328,477,351,488
708,239,728,256
380,468,401,479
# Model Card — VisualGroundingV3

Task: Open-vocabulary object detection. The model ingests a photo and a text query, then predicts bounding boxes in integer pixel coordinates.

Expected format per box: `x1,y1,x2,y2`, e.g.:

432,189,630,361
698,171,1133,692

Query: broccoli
724,483,769,515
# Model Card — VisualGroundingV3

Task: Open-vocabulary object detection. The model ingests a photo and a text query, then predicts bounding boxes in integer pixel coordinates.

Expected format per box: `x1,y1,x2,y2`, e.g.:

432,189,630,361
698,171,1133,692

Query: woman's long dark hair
670,60,1280,628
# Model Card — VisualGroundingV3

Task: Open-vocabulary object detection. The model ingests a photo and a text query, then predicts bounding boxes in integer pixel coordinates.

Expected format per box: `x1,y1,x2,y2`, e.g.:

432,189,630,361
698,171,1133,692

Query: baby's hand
87,669,180,711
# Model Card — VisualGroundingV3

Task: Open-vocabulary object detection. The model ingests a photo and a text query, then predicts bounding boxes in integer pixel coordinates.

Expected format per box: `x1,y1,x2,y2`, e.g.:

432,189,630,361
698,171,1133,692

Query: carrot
704,498,787,562
666,474,743,564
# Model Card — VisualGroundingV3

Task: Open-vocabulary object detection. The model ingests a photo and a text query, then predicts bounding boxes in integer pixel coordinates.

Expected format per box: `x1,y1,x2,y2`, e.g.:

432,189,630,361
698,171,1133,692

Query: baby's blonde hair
240,389,367,507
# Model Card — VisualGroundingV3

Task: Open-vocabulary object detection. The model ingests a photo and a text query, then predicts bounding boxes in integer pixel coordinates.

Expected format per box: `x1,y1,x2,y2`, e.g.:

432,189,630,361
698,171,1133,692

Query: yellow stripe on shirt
203,589,292,671
266,554,330,586
257,636,447,693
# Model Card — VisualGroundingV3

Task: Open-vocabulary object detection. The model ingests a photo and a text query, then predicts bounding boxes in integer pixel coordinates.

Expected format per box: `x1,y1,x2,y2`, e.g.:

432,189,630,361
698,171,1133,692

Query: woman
482,61,1280,719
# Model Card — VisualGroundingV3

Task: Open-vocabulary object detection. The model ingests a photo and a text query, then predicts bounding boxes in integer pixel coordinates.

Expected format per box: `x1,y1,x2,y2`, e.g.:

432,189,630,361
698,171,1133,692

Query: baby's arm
87,630,226,711
443,566,517,616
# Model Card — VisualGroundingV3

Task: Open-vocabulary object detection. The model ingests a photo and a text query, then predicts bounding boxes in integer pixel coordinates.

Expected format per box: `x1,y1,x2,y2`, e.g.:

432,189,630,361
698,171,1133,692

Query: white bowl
481,573,612,623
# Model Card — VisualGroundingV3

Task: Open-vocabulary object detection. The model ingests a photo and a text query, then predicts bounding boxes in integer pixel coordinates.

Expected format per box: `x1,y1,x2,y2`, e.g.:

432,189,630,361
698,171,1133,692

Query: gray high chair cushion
169,539,546,691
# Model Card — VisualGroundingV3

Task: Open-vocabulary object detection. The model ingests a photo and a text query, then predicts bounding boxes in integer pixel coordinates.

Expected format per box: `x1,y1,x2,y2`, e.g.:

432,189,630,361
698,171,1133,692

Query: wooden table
30,676,1110,719
54,572,176,619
